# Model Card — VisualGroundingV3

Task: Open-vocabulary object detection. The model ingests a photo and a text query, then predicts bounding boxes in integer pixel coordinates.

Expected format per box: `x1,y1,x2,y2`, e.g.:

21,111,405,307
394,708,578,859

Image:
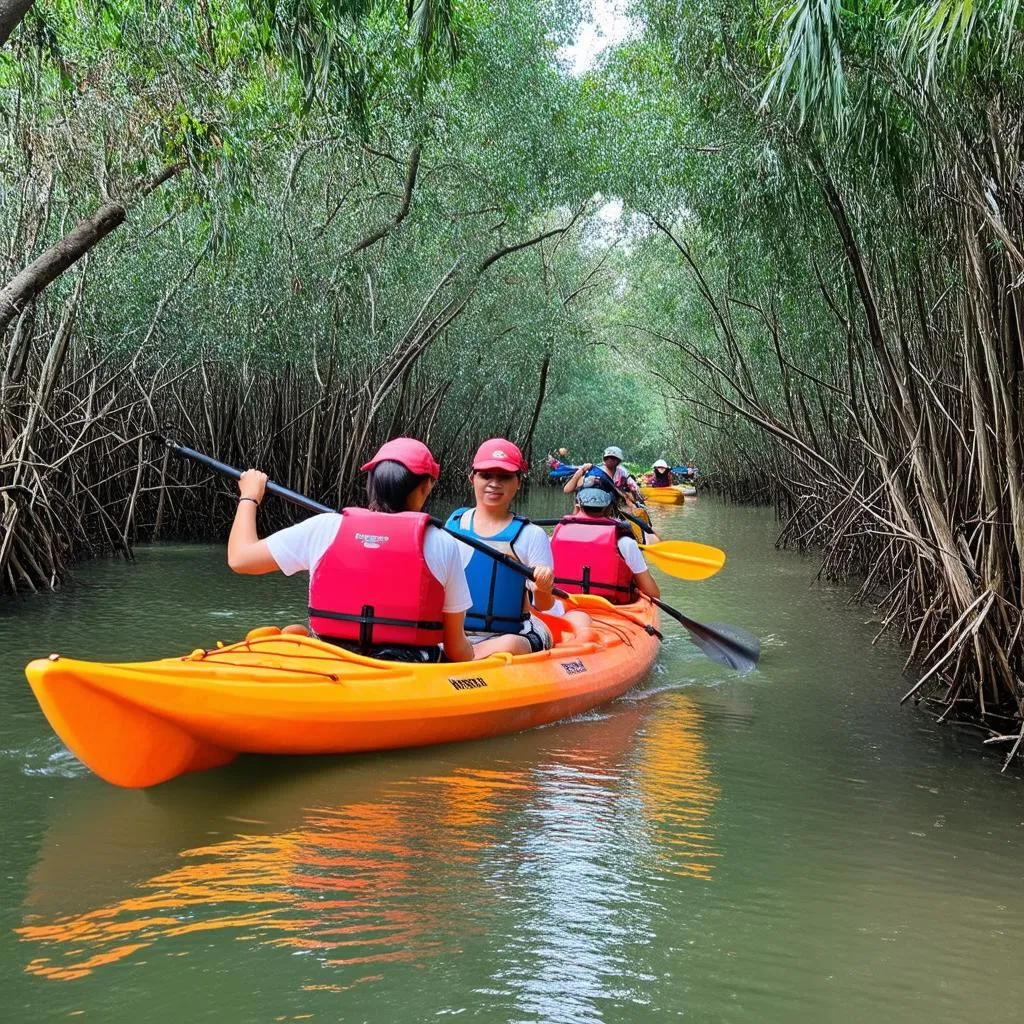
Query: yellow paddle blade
638,540,726,581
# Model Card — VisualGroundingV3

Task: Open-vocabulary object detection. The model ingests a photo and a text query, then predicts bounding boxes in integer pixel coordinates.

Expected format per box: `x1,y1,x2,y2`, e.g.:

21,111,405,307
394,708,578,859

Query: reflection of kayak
18,696,690,983
680,484,697,496
640,485,685,505
23,690,660,922
24,597,660,789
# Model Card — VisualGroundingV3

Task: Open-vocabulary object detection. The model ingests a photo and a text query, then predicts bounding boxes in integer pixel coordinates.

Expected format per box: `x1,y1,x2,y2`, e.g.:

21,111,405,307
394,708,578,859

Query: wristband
238,497,260,508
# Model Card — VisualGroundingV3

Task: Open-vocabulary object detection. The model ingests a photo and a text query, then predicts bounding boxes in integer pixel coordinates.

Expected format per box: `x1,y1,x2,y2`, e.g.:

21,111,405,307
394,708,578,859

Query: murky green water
2,492,1022,1022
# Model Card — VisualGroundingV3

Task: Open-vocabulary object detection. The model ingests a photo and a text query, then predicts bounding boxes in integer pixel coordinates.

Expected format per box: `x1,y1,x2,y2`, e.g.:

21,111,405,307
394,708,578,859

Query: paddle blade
687,621,760,673
651,597,760,673
640,540,726,581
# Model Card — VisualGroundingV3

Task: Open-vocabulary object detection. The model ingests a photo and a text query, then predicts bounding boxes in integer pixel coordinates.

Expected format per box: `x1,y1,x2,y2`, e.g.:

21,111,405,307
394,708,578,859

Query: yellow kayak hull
640,485,686,505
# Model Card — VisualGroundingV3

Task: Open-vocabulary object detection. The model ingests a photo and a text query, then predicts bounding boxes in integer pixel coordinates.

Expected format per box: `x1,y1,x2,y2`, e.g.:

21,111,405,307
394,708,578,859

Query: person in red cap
227,437,478,663
445,438,561,654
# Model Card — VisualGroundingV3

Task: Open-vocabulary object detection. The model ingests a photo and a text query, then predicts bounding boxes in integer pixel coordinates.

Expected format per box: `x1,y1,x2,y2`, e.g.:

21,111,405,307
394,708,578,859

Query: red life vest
551,515,636,605
308,508,445,649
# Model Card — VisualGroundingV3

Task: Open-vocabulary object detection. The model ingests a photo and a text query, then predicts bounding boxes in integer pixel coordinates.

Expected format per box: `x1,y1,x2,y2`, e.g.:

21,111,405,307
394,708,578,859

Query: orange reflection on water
636,694,720,880
18,699,720,982
18,799,448,981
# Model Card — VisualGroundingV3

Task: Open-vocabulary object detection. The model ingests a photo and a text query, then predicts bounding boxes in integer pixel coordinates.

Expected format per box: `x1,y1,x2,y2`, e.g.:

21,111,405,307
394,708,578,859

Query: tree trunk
0,163,181,341
522,350,551,468
0,0,33,47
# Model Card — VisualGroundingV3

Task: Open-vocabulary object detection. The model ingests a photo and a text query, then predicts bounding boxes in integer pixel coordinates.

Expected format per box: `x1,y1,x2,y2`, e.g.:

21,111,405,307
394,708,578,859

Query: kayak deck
25,597,660,788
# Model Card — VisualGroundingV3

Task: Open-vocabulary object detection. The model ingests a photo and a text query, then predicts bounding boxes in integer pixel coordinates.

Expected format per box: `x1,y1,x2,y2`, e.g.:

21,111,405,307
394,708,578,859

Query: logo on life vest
560,659,586,675
449,675,488,691
354,532,389,549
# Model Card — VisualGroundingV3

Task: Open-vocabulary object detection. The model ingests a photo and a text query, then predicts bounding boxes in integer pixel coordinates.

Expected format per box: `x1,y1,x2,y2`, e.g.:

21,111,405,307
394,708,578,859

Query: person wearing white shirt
226,437,480,663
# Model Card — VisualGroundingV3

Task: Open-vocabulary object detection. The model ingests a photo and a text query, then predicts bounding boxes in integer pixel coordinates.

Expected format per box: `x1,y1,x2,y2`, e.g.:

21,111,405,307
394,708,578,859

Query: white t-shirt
616,535,649,574
265,513,473,614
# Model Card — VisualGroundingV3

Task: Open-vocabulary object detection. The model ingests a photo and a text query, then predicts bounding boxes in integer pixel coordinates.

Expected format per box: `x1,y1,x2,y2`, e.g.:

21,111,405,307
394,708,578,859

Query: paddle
650,597,760,673
158,438,336,514
616,504,658,537
157,436,756,671
567,593,760,674
156,437,554,577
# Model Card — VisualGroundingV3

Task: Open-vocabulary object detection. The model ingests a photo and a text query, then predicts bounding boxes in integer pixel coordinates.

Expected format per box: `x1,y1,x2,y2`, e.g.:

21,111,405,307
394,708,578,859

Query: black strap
359,603,373,650
553,574,633,594
309,607,444,631
472,609,529,630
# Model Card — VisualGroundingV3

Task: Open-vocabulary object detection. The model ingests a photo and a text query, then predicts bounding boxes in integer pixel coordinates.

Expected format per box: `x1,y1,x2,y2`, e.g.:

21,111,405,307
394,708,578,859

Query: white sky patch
579,194,655,253
561,0,637,76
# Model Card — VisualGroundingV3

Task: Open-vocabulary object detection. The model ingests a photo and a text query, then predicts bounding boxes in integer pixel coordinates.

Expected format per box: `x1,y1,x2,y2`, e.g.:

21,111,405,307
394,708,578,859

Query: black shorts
317,637,443,663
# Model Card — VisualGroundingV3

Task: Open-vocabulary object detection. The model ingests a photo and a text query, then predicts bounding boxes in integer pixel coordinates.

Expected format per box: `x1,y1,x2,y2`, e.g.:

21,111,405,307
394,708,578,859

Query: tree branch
0,162,183,340
344,145,422,257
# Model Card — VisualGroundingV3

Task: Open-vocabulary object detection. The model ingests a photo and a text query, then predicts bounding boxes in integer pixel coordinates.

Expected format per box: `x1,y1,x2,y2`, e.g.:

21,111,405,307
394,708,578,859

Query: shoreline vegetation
2,1,1023,768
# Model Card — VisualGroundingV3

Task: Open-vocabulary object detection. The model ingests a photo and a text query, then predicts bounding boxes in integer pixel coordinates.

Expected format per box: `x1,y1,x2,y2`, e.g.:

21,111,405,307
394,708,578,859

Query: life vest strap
308,606,444,635
469,610,529,630
553,576,633,594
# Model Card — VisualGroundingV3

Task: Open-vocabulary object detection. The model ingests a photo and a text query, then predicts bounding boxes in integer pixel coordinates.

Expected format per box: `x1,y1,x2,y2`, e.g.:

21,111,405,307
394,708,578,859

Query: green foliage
3,0,693,485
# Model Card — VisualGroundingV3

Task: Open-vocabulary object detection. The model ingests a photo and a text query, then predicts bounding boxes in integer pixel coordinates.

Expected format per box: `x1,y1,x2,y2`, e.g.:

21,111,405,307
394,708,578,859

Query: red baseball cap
472,438,526,473
360,437,440,479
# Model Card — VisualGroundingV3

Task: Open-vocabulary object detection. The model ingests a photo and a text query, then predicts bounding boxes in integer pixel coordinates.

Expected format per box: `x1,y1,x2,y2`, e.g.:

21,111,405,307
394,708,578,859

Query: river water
2,492,1022,1022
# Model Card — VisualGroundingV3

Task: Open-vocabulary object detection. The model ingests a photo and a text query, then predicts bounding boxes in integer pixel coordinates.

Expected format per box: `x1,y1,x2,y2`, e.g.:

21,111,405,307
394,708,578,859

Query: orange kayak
24,596,660,789
640,485,685,505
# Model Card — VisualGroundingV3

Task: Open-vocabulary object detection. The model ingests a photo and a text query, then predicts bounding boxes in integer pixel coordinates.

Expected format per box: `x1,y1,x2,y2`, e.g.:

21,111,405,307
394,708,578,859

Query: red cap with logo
360,437,440,479
472,438,527,473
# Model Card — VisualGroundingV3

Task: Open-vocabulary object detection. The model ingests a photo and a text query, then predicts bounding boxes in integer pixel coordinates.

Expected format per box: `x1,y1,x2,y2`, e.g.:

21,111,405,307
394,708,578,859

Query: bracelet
238,497,260,508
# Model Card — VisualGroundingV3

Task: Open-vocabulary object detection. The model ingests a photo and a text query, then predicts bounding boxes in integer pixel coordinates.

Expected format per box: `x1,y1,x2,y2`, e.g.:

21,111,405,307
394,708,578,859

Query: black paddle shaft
155,436,567,594
158,437,335,515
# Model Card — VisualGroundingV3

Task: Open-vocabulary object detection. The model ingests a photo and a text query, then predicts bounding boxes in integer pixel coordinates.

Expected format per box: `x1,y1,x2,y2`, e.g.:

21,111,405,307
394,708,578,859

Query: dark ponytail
367,461,432,513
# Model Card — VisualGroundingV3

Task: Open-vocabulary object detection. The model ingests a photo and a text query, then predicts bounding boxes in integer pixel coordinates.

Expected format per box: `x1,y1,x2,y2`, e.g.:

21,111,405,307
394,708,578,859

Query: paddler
562,444,643,508
445,438,559,654
551,486,661,604
227,437,481,663
649,459,673,487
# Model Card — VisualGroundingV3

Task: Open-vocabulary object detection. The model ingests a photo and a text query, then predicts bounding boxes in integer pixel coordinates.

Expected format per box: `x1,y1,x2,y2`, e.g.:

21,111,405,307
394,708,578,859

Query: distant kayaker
227,437,481,664
562,445,643,508
649,459,673,487
446,438,558,654
551,487,661,604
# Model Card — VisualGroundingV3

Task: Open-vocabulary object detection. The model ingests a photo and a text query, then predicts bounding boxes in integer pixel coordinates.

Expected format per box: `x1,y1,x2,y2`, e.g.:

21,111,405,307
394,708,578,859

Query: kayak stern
25,657,236,788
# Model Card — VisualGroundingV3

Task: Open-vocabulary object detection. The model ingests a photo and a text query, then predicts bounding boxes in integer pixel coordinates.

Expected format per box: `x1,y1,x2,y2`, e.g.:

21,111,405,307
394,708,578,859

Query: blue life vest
586,465,619,493
445,508,529,633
